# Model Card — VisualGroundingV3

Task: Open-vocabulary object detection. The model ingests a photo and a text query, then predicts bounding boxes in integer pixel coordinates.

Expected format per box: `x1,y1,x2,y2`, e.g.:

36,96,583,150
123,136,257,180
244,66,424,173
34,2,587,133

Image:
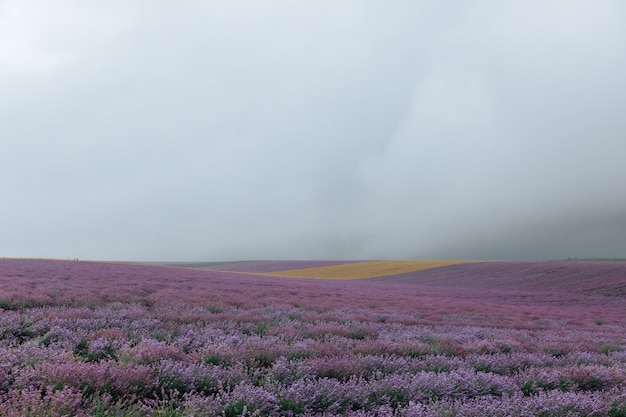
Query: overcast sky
1,1,625,262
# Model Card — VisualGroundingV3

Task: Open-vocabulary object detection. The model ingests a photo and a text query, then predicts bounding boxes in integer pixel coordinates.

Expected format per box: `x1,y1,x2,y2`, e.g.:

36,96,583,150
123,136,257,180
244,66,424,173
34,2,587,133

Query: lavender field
0,259,625,416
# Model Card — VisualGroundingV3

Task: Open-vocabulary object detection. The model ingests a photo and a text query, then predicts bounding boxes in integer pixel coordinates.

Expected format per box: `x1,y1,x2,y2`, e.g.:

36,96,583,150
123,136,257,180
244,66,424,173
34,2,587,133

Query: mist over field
1,1,625,261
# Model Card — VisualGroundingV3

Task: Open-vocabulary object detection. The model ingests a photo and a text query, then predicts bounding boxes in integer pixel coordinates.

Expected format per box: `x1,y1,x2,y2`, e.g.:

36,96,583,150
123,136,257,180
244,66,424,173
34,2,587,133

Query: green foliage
599,343,622,354
255,321,269,335
255,353,275,368
205,354,224,366
610,402,626,417
87,396,142,417
205,305,223,314
223,400,248,417
153,331,169,343
544,346,568,358
288,351,309,361
151,407,190,417
521,377,574,397
349,327,369,340
278,397,306,415
428,337,465,357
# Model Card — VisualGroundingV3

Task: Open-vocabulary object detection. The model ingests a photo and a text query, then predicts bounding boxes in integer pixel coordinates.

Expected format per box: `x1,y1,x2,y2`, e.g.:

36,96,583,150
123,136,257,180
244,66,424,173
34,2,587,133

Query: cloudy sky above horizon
2,1,625,262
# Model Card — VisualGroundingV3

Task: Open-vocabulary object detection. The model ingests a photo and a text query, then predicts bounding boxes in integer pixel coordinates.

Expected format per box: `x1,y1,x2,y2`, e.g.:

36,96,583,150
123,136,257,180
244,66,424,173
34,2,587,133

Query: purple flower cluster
0,259,625,415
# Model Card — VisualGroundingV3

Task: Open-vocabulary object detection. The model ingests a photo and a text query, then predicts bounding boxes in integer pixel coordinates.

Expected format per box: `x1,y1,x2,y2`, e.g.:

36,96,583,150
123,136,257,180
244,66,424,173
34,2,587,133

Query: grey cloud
1,1,625,261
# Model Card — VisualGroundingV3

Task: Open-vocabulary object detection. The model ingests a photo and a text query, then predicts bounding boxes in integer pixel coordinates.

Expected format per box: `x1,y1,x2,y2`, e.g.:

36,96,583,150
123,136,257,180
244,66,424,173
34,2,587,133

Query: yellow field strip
262,260,471,280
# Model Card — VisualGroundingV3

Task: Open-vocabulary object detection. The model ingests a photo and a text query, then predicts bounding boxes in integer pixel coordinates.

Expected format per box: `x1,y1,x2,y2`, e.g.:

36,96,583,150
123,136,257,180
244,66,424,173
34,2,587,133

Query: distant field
369,261,626,296
177,259,473,279
182,260,626,298
175,260,362,273
1,258,625,416
255,260,472,279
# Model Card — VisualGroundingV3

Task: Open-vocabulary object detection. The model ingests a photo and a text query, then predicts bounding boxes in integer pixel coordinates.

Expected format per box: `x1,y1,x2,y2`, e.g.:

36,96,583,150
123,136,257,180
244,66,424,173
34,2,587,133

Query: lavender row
1,259,625,415
1,301,625,415
1,386,624,417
